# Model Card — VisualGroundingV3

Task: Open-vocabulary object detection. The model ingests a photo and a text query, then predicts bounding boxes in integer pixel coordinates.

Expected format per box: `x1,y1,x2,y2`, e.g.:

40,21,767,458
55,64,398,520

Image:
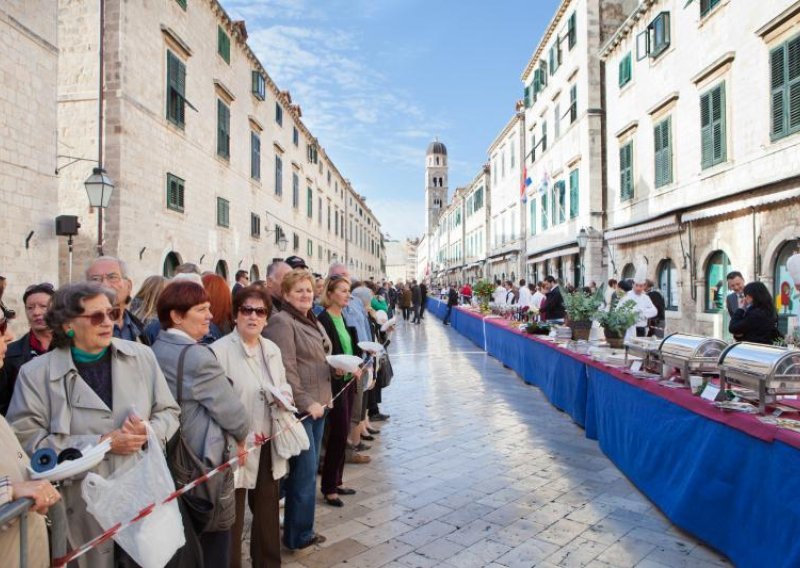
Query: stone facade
0,1,59,329
55,0,383,291
601,0,800,337
385,238,418,284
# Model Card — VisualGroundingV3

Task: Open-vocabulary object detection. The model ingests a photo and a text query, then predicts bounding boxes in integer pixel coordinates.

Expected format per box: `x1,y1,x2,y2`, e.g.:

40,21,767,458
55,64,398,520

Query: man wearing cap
622,266,658,341
0,283,54,415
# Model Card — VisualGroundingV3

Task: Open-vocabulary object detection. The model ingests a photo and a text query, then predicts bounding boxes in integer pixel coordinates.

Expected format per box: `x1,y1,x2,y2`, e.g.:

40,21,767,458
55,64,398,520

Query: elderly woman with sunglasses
210,286,292,568
6,282,180,568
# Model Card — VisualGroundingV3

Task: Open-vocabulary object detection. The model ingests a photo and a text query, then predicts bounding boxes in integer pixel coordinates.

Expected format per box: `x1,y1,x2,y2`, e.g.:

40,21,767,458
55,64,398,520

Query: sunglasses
75,307,122,326
238,305,268,317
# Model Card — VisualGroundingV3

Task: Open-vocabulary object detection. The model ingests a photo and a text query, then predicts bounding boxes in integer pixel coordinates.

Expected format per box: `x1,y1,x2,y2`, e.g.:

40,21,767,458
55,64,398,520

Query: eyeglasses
238,305,268,317
24,282,55,295
75,307,122,326
88,273,122,284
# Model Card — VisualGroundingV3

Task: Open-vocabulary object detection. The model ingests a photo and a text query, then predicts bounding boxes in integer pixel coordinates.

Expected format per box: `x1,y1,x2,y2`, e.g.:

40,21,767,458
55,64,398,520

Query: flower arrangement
473,280,495,313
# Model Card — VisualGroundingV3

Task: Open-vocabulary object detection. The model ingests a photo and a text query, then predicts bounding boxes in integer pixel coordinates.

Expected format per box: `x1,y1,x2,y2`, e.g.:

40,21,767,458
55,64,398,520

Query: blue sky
225,0,561,240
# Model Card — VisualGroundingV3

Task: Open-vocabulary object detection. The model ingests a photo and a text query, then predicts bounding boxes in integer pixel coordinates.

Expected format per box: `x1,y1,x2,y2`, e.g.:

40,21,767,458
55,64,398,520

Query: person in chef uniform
622,265,658,341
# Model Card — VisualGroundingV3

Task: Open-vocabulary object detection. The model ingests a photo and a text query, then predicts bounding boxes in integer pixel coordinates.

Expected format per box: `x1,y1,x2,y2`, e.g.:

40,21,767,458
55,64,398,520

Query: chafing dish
624,337,663,373
658,333,727,382
718,342,800,413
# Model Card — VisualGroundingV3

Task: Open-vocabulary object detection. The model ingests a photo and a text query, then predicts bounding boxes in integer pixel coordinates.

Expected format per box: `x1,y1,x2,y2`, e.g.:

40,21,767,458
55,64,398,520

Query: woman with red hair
202,273,233,338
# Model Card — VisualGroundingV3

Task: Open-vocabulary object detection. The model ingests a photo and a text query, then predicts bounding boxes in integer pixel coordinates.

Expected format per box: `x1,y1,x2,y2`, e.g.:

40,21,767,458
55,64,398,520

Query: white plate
380,317,398,332
28,439,112,482
358,341,385,354
374,310,389,325
326,354,363,373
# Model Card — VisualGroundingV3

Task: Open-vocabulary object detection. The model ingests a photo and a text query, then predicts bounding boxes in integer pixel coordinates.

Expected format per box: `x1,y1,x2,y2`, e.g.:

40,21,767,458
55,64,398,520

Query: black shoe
366,426,381,435
361,434,375,441
293,533,327,549
354,442,371,451
370,413,390,422
337,486,357,495
323,495,344,507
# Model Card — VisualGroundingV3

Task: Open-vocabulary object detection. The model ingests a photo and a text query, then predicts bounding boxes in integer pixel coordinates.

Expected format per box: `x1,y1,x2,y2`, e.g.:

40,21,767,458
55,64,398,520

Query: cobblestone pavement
246,316,731,567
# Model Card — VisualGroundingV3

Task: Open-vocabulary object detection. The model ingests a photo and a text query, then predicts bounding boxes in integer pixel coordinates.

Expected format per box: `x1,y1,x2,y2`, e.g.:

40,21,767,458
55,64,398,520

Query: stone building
521,0,634,287
462,166,491,284
0,1,59,325
487,113,525,283
601,0,800,337
55,0,382,290
385,238,418,284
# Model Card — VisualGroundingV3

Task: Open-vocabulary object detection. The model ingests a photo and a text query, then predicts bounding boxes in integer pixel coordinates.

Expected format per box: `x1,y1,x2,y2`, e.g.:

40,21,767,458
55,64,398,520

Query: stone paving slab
235,317,731,567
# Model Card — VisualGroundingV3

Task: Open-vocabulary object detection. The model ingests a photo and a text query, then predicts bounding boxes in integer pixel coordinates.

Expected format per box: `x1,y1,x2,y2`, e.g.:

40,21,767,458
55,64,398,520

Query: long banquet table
426,297,800,568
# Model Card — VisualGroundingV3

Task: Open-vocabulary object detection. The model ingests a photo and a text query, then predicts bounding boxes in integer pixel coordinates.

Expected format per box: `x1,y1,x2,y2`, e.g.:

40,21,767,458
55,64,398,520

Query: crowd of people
0,255,396,567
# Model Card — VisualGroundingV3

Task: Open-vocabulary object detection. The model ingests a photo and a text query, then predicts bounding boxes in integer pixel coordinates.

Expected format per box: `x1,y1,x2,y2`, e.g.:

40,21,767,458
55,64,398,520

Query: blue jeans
443,305,453,324
283,413,327,549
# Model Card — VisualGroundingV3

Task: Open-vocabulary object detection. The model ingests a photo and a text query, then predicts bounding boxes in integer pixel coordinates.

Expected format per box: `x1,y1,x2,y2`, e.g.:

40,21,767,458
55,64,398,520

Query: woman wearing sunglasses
210,286,292,568
6,282,180,568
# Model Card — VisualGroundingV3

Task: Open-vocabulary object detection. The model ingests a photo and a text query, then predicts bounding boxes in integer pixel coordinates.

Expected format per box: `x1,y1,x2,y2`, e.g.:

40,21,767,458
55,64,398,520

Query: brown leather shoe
346,452,371,464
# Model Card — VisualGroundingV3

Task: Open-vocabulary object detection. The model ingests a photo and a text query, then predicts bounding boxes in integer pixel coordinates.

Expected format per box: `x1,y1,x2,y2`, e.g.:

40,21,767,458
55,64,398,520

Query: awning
681,187,800,223
489,252,518,263
605,215,679,245
527,246,580,264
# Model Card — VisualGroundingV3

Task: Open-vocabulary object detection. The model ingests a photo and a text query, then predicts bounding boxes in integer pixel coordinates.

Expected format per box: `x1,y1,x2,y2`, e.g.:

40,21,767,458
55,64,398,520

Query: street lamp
84,167,115,253
576,227,588,286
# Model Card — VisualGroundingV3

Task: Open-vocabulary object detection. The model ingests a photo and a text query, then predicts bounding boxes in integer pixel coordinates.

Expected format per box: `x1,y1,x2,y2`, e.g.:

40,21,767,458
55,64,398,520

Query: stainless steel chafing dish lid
658,333,727,360
717,342,800,377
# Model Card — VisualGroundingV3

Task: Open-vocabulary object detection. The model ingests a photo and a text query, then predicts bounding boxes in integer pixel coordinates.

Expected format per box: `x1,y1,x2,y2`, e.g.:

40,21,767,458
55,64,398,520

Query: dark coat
0,332,38,415
447,288,459,307
729,306,781,345
647,290,666,321
411,285,422,307
726,292,741,318
541,286,565,320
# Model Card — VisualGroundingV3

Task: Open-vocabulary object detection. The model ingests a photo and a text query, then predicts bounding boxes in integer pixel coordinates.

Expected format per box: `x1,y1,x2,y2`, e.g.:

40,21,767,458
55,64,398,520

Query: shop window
657,258,679,310
704,250,730,312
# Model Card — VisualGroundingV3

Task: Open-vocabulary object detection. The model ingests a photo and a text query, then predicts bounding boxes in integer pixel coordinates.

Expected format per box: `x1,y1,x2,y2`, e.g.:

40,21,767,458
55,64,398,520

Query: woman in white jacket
211,286,294,568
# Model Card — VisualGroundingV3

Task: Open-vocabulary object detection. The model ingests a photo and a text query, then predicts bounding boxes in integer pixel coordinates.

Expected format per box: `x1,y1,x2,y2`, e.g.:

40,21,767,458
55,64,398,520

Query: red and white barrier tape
52,355,374,567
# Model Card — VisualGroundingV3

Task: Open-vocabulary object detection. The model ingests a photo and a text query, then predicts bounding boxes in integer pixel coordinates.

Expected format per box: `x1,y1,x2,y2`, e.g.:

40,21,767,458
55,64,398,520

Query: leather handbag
376,352,393,389
166,344,233,534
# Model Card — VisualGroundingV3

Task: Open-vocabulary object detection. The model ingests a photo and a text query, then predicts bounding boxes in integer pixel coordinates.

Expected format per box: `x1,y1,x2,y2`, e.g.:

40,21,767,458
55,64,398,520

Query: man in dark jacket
443,284,458,326
419,282,428,320
540,275,566,321
0,283,54,415
645,279,666,338
411,280,422,324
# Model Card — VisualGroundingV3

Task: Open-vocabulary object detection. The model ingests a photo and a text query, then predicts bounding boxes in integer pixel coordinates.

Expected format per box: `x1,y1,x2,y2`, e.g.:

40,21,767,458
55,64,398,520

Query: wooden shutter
620,143,632,200
569,169,579,218
218,26,230,63
167,52,186,126
568,13,576,49
701,84,725,168
524,85,531,108
251,133,260,179
771,44,787,138
654,118,672,187
216,100,229,158
274,156,282,195
541,191,548,229
700,91,713,167
789,36,800,133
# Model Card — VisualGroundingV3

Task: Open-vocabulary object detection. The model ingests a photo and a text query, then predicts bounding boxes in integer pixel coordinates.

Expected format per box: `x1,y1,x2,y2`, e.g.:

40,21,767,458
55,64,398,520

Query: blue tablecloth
425,297,800,568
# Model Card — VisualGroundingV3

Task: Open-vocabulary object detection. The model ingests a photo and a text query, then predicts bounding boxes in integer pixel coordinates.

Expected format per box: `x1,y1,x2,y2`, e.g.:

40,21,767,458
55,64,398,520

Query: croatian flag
521,166,532,203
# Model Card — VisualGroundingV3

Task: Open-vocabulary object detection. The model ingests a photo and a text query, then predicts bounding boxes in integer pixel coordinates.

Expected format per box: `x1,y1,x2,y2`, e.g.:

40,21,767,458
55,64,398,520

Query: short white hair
86,255,129,279
328,262,348,278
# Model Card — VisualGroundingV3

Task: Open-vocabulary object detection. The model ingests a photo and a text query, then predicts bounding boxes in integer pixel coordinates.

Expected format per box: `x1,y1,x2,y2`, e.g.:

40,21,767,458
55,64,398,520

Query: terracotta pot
568,320,592,341
604,329,625,349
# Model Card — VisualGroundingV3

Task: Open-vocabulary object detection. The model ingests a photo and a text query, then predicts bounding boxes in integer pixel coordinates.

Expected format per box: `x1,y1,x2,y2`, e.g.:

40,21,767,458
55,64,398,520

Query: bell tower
425,139,448,235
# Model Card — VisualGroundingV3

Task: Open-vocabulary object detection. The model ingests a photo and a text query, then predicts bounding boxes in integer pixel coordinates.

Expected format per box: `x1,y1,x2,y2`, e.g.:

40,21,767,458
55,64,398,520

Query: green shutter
541,191,548,229
307,188,313,217
166,51,186,126
791,37,800,132
558,181,566,223
166,173,184,212
251,132,260,179
216,100,229,158
218,26,230,64
619,53,631,88
654,118,672,187
701,84,725,168
569,169,579,218
530,199,537,235
568,13,577,49
620,143,633,200
274,156,282,195
772,44,787,139
570,85,577,123
524,85,531,108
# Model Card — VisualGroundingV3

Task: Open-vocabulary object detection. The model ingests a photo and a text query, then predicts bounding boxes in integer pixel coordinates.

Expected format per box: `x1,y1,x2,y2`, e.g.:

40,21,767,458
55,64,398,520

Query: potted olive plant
563,290,601,341
596,299,638,348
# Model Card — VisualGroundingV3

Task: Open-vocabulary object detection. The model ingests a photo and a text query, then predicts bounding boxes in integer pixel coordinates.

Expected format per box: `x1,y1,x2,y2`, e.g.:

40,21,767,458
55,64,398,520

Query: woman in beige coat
7,283,180,568
262,269,333,550
211,286,293,568
0,310,61,568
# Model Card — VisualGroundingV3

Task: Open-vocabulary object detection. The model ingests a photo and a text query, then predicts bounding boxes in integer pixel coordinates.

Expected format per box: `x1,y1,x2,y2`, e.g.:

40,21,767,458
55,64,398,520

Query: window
541,121,548,153
474,186,484,210
529,198,537,235
166,51,186,127
307,188,313,218
217,26,230,64
657,259,679,311
307,144,318,164
292,126,299,146
770,35,800,140
619,53,632,88
620,141,634,201
510,140,515,169
554,104,561,139
622,263,636,280
654,117,673,187
274,156,283,196
250,71,265,100
541,191,549,230
700,0,721,17
549,41,561,75
318,245,322,260
274,224,283,245
569,168,579,219
327,204,331,231
568,12,577,49
569,85,577,124
701,83,727,168
553,180,566,224
250,132,260,180
524,84,532,109
174,0,186,9
275,102,283,126
166,173,184,212
216,197,230,227
307,239,313,256
216,100,230,159
318,197,322,225
250,213,261,238
638,12,670,60
705,250,731,312
293,233,300,252
292,173,299,208
335,209,339,234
